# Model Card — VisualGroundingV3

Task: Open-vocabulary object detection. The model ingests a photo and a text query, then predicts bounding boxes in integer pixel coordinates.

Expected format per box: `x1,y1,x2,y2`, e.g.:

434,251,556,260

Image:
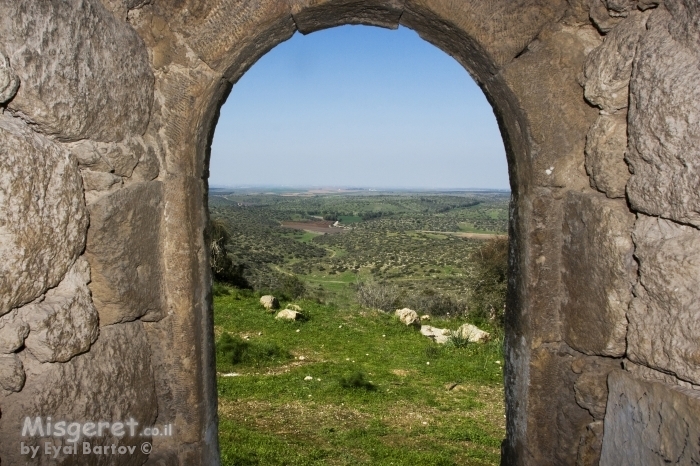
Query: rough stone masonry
0,1,699,465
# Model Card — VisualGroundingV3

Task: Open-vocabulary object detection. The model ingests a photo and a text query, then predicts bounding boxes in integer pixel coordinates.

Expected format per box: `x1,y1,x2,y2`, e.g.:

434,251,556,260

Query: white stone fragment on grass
395,308,421,329
455,323,491,343
276,309,303,321
260,295,279,310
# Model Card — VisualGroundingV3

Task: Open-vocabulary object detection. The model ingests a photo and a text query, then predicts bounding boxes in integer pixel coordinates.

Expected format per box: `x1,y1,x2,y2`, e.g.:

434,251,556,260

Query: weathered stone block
0,0,154,141
665,0,700,51
589,0,623,33
155,0,295,78
628,215,700,385
576,421,604,466
0,353,25,392
600,370,700,465
80,170,123,193
86,181,165,326
500,25,597,190
529,344,594,465
0,50,19,103
585,113,629,198
0,310,29,354
584,10,649,112
0,321,157,465
627,10,700,227
290,0,404,33
19,258,99,363
404,0,568,69
572,355,621,420
0,115,89,317
561,191,635,357
526,190,564,343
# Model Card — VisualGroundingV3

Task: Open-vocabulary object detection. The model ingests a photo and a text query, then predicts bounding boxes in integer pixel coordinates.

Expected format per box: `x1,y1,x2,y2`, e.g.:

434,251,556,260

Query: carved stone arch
3,1,700,465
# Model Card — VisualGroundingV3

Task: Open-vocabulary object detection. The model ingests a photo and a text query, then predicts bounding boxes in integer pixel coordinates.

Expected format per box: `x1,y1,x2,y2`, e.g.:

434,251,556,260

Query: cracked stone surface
85,181,165,326
628,215,700,386
0,0,153,141
626,8,700,227
19,257,99,363
0,50,19,103
584,10,649,112
0,321,157,465
601,370,700,465
561,191,636,357
0,114,88,317
585,112,629,198
0,353,25,392
0,310,29,354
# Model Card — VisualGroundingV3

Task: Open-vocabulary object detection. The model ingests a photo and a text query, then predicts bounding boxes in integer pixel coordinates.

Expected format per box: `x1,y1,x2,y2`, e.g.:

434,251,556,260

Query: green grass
298,231,324,243
339,215,363,224
215,286,504,465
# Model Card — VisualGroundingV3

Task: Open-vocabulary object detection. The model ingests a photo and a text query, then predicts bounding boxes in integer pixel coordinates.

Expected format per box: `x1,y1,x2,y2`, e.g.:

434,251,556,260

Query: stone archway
1,1,699,465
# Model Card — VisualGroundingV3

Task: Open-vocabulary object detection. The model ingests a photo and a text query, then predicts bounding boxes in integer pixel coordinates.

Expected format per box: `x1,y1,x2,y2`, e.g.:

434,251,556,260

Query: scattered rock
395,308,420,329
421,324,490,344
420,325,452,344
304,375,313,381
454,323,491,343
420,314,430,320
260,295,279,310
275,309,303,321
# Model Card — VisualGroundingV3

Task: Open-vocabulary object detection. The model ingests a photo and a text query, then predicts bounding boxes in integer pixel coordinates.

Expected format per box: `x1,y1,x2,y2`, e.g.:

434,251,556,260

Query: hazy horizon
209,184,511,192
210,25,509,190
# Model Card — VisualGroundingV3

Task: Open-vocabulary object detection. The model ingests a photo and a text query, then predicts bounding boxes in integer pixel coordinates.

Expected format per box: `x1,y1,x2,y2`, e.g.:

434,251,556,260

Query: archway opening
207,24,510,464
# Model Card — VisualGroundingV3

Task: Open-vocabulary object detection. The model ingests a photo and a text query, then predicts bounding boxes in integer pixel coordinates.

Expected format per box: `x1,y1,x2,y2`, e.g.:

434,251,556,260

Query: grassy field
215,287,505,465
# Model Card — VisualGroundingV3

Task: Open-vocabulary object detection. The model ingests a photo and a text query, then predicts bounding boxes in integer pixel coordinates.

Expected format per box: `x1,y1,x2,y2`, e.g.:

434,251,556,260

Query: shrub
339,371,375,391
446,331,471,348
469,237,509,326
355,279,399,312
209,218,250,288
404,289,467,318
281,274,306,300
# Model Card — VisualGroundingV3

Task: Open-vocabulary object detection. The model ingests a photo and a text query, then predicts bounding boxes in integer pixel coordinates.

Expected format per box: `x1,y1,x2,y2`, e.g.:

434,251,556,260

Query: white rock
276,309,303,321
395,308,421,329
260,295,279,310
455,323,491,343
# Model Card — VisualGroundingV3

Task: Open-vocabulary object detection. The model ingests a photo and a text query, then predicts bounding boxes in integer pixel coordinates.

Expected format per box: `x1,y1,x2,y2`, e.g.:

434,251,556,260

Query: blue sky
209,25,508,190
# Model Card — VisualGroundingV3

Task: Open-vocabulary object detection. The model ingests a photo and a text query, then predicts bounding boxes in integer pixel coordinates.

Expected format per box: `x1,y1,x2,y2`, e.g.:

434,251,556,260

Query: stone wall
0,1,698,465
